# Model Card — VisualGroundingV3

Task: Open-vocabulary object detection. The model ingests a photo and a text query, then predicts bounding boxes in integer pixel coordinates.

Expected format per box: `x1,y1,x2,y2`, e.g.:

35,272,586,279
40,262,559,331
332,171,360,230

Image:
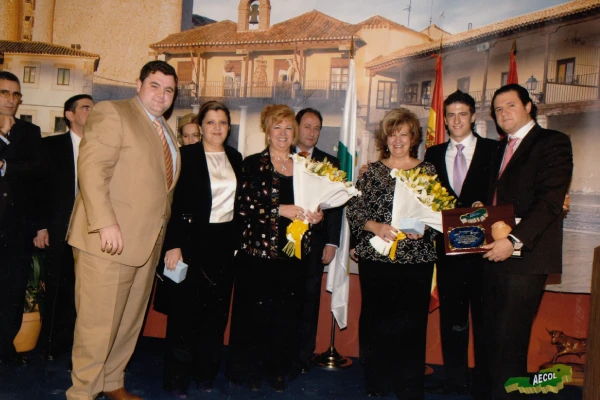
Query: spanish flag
426,52,445,312
426,54,445,148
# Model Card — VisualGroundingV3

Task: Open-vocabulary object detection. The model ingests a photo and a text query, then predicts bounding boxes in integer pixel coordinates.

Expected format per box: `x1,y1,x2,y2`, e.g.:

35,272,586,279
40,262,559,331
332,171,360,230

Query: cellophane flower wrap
283,154,361,258
370,167,456,259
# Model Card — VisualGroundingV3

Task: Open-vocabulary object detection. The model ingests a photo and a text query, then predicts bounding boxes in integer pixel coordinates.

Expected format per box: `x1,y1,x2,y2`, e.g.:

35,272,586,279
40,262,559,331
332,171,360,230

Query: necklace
272,154,290,171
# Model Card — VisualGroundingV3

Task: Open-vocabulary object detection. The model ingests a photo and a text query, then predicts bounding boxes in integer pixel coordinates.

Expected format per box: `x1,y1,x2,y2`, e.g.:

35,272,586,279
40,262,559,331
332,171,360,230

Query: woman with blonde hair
176,113,201,146
226,104,323,393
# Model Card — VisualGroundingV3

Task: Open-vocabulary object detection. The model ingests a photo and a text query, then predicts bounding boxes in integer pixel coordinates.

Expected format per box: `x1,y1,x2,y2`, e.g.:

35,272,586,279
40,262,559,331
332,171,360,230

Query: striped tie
153,119,174,189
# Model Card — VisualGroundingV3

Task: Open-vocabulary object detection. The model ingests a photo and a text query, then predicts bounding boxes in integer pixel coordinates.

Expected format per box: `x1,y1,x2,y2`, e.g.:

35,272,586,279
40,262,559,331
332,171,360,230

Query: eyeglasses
0,90,23,101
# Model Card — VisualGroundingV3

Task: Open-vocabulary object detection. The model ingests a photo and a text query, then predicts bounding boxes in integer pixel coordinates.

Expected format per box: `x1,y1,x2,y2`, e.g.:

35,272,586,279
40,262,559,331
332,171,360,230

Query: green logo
504,364,572,394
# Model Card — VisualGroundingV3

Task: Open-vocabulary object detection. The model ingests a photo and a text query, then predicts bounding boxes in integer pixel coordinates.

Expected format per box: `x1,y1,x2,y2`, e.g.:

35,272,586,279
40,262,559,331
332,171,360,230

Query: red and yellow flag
508,40,518,84
426,54,445,148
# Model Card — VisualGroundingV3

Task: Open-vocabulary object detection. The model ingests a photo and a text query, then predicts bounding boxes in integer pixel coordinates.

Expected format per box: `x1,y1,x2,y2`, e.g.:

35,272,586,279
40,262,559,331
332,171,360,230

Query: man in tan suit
66,61,180,400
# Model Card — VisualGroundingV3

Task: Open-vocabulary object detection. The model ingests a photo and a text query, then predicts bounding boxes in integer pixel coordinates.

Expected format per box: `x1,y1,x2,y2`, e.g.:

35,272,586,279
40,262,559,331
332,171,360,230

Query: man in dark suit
480,84,572,399
33,94,94,361
293,108,343,374
424,91,499,395
0,71,42,365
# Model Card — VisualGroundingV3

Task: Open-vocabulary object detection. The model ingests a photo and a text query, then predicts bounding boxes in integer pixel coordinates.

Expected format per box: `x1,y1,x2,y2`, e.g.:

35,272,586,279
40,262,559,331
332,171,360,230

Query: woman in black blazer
160,101,242,398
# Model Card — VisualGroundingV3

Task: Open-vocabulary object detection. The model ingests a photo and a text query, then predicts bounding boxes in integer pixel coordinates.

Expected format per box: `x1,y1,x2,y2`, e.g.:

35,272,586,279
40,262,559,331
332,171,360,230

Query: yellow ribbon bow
283,219,309,259
389,231,407,261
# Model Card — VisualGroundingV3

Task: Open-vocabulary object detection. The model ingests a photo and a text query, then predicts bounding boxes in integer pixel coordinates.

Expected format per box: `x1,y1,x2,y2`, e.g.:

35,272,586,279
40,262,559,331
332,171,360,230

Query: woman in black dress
160,101,242,399
346,108,437,399
226,104,323,393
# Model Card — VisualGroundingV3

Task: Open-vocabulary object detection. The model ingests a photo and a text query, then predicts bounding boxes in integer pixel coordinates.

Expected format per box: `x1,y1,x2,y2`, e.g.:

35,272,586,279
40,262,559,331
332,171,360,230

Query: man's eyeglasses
0,90,23,101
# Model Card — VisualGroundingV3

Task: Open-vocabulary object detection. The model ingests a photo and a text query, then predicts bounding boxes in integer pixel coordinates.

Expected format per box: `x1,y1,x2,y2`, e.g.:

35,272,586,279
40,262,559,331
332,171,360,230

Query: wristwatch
507,235,523,250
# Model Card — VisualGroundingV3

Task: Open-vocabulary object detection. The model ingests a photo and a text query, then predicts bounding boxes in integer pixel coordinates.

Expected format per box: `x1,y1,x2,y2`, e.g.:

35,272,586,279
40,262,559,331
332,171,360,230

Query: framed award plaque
441,204,516,255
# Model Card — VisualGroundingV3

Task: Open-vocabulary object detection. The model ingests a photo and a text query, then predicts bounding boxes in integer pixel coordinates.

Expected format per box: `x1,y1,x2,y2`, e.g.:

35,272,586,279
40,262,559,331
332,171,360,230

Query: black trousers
436,253,484,390
0,236,31,357
163,222,235,391
298,239,327,363
359,259,433,400
226,251,307,381
37,241,76,357
476,264,547,400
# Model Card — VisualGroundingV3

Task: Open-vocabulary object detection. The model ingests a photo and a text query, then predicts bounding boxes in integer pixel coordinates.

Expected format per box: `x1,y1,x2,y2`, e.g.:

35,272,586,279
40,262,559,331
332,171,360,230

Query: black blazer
424,132,499,208
162,142,243,253
0,118,42,244
488,124,572,274
38,132,77,249
310,147,343,248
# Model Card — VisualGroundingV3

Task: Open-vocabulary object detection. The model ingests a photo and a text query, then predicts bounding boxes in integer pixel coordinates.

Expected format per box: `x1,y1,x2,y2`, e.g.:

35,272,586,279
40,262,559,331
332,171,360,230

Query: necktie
153,119,174,189
298,151,310,158
493,137,518,205
453,143,467,196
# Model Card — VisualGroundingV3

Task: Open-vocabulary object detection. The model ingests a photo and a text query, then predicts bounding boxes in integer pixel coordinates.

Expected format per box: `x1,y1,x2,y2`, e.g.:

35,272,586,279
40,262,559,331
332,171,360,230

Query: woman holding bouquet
159,101,242,398
347,108,437,399
226,104,323,393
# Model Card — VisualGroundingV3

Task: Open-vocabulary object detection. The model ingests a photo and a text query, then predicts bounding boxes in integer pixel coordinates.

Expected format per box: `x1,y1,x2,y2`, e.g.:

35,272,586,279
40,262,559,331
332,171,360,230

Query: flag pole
315,36,356,370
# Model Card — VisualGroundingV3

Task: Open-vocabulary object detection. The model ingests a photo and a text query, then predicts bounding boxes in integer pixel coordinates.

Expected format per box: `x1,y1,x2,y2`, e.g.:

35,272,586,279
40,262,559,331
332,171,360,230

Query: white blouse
206,152,236,223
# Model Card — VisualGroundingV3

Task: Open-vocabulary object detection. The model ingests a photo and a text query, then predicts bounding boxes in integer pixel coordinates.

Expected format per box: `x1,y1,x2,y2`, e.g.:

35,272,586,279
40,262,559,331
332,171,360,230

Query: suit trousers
66,233,162,400
38,241,76,357
299,234,327,363
437,253,484,390
0,241,31,356
476,264,547,400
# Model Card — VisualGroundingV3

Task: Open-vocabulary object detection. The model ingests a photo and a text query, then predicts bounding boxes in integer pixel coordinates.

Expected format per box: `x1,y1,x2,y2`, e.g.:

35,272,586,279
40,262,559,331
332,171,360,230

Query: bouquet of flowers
370,167,456,259
283,153,361,258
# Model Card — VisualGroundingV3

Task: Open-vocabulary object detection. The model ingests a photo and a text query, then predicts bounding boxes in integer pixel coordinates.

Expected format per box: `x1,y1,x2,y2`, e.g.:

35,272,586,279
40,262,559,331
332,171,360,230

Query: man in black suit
480,84,572,399
424,91,498,395
0,71,42,365
33,94,94,361
293,108,343,373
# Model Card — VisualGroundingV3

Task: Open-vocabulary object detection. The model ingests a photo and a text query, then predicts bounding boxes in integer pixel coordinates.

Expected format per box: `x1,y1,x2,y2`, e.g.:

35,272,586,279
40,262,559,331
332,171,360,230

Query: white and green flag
326,57,357,329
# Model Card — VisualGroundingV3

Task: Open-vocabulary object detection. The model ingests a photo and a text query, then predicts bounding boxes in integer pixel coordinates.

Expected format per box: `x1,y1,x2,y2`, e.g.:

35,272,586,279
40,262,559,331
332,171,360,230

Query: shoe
102,387,143,400
249,378,262,391
169,390,187,399
0,354,30,366
269,376,285,393
366,390,380,397
289,359,310,380
197,381,212,393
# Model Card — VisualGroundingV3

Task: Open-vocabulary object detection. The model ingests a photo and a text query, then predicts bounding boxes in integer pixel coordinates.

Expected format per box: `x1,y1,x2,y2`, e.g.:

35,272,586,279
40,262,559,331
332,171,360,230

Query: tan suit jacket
67,97,181,267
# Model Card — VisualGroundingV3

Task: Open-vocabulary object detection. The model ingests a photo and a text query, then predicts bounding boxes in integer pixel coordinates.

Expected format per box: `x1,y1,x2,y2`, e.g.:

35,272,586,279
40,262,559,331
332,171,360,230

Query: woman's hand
365,221,398,243
279,204,305,220
164,248,183,271
306,209,324,225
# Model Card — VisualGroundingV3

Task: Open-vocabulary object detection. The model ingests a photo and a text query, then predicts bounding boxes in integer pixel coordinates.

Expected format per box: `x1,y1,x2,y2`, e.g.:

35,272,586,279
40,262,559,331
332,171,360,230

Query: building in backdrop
0,40,99,136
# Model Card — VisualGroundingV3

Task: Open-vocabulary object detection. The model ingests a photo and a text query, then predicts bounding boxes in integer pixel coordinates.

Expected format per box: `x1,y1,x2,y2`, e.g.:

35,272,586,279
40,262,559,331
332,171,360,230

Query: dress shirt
294,146,313,158
499,119,536,172
70,130,82,197
138,97,178,181
444,132,477,193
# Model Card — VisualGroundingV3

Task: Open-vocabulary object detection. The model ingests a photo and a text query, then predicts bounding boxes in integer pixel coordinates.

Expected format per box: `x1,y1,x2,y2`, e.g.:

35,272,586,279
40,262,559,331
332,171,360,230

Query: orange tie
153,119,174,189
298,151,310,158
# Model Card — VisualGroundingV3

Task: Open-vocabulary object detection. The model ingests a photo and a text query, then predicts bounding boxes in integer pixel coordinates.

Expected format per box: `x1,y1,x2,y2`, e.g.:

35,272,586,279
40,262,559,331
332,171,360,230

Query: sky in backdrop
193,0,572,34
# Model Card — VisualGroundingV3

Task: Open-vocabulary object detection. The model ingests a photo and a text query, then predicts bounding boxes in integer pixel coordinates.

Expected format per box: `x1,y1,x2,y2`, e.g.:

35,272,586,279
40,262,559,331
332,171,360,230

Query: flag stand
314,313,352,369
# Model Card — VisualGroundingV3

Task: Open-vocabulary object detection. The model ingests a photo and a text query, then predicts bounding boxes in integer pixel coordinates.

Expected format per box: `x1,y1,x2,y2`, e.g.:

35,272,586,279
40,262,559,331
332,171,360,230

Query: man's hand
0,115,15,137
33,230,50,249
322,245,336,265
349,248,359,262
164,248,183,271
99,224,124,255
482,237,514,263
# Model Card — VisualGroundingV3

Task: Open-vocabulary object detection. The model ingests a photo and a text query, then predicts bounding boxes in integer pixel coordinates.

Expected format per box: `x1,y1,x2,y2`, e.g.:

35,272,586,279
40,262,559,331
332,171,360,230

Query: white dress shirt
70,130,83,197
499,119,536,172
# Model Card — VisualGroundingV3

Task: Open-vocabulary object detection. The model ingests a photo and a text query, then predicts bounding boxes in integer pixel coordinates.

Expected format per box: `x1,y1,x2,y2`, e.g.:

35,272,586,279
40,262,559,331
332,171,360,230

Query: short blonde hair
177,113,199,146
260,104,298,147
